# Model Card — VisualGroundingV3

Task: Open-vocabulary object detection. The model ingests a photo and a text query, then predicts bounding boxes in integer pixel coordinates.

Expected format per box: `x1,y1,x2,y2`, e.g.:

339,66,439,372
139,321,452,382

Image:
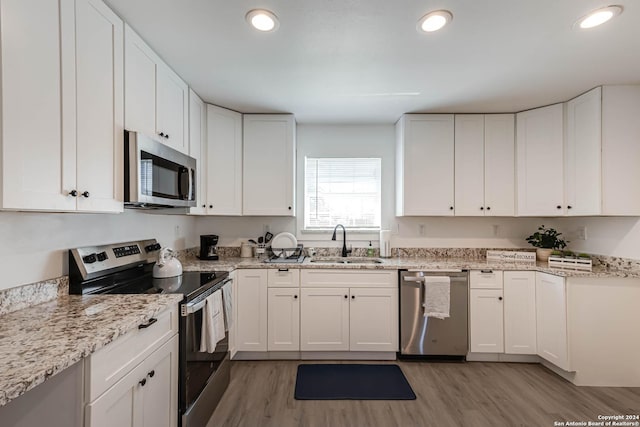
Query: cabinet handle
567,205,572,209
480,270,493,273
148,370,155,378
449,206,454,210
351,295,355,299
480,207,484,210
165,134,169,139
202,204,206,208
294,295,298,299
557,205,562,209
159,132,165,137
344,295,348,299
139,378,147,387
278,268,289,272
69,190,78,197
288,206,292,210
486,207,491,211
209,205,213,209
81,191,90,198
138,318,157,329
498,297,503,301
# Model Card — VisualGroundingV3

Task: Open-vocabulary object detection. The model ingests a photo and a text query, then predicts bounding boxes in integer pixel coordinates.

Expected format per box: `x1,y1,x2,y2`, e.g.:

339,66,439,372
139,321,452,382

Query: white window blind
305,157,381,229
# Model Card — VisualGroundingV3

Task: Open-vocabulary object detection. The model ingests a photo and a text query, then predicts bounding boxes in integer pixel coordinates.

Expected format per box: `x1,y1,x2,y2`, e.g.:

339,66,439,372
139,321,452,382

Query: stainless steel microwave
124,131,196,208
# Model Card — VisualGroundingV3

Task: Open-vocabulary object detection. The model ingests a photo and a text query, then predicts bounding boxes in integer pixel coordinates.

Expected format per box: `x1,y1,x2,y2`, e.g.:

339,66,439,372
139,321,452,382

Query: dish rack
266,244,305,263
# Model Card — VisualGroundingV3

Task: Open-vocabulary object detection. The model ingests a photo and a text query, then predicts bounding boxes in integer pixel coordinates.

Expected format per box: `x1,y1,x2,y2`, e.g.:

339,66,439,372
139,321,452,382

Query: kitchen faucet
331,224,351,257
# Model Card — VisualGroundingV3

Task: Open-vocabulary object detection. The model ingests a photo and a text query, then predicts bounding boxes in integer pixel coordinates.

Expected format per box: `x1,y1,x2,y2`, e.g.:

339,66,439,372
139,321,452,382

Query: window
304,157,381,230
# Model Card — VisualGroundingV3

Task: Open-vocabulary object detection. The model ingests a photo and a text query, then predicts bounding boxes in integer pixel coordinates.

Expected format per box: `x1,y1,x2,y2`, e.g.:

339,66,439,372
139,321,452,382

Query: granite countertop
0,293,183,407
182,256,640,278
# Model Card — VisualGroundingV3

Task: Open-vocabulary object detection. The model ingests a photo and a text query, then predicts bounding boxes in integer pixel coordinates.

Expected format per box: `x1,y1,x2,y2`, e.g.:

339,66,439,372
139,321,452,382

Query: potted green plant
526,225,568,261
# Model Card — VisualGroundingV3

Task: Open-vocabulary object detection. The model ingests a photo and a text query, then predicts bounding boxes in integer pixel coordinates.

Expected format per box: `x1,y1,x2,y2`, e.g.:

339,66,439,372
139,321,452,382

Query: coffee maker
199,235,219,260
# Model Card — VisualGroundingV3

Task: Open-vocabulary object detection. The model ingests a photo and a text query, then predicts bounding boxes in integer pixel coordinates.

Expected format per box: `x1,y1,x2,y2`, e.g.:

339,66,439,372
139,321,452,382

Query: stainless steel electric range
69,239,231,427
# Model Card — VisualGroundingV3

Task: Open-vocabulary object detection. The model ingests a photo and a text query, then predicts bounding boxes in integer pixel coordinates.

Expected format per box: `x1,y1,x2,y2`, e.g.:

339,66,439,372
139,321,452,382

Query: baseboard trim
466,353,541,363
231,351,397,361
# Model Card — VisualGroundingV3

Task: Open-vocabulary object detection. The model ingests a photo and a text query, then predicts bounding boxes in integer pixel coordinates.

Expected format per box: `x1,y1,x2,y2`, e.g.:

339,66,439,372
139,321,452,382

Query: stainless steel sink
309,257,383,264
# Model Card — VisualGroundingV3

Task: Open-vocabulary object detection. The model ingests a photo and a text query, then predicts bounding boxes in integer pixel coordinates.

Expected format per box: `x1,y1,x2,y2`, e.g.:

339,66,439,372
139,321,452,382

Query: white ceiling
104,0,640,123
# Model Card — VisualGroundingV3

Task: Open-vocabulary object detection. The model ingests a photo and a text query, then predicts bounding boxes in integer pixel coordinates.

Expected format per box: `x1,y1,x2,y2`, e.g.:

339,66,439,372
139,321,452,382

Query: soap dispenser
366,241,375,257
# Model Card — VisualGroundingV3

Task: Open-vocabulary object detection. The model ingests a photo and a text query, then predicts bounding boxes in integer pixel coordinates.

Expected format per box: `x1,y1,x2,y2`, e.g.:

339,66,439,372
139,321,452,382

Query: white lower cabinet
300,287,350,351
267,287,300,351
349,288,398,352
503,271,537,354
536,272,571,371
85,305,179,427
236,269,268,351
469,288,504,353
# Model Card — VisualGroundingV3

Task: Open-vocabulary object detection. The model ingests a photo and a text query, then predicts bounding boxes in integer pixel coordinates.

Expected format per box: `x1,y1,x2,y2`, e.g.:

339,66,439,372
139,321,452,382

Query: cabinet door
139,335,178,427
503,271,537,355
74,0,123,213
86,364,140,427
454,115,485,216
0,0,77,210
484,114,515,216
396,114,455,216
516,104,564,216
228,270,238,359
267,288,300,351
124,24,156,138
236,269,268,351
243,114,296,216
349,288,398,351
156,62,189,154
300,288,349,351
469,289,504,353
189,90,206,214
536,273,570,370
206,105,243,215
601,85,640,215
565,87,601,216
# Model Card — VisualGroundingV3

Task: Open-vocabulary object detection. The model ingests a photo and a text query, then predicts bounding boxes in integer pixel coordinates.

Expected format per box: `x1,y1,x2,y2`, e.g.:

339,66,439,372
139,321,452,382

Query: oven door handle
180,277,233,316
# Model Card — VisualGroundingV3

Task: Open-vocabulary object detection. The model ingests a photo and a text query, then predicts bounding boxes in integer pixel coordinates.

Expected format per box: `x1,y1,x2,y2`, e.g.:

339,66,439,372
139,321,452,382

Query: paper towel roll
379,230,391,258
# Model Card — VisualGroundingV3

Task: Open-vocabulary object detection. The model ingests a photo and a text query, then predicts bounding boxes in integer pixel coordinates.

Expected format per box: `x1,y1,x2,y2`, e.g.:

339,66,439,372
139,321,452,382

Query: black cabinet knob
557,205,562,209
209,205,213,209
344,295,348,299
69,190,78,197
139,378,146,387
486,207,491,210
480,207,484,210
351,295,355,299
498,297,503,301
288,206,292,210
159,132,165,137
81,191,90,198
449,206,454,210
148,370,155,378
294,295,298,299
567,205,572,209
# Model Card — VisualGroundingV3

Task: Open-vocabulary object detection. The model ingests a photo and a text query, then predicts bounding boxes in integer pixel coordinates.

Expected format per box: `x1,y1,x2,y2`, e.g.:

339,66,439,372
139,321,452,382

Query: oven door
179,289,231,427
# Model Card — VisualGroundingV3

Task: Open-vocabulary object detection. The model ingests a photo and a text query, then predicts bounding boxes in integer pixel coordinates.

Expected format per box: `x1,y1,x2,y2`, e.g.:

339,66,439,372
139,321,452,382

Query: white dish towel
422,276,451,319
199,290,225,353
221,280,233,331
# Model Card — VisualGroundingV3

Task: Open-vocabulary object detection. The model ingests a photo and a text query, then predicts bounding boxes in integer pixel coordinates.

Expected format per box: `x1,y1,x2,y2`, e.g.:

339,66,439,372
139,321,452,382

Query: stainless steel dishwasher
399,270,469,358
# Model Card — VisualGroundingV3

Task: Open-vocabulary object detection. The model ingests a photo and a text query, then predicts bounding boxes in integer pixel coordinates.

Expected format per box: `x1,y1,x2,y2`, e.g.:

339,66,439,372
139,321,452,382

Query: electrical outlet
576,226,587,240
418,224,425,236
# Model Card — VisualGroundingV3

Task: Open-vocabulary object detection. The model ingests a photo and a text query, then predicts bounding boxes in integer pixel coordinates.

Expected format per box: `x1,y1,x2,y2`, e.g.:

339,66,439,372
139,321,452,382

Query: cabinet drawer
470,270,504,289
300,269,396,288
85,306,178,402
267,268,300,287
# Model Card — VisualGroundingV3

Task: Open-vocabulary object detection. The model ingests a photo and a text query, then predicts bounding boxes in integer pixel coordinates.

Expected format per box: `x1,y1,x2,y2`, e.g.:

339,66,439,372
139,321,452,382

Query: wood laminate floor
207,360,640,427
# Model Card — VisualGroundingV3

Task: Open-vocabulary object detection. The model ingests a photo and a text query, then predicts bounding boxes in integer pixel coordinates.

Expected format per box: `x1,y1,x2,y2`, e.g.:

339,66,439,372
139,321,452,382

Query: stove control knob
83,253,97,264
96,251,108,262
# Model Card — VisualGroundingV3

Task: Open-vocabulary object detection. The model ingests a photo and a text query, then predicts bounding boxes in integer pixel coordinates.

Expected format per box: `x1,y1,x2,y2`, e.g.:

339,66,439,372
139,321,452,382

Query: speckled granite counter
182,256,640,278
0,293,183,407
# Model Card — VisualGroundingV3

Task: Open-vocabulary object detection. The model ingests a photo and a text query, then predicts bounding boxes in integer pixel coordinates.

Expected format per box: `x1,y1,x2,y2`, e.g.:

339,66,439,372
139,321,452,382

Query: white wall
558,217,640,259
0,210,196,290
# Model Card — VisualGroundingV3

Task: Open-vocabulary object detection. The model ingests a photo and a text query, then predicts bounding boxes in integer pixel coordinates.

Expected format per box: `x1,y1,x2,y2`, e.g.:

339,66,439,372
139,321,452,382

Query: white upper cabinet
188,90,206,215
454,114,515,216
565,87,602,216
243,114,296,216
516,104,565,216
206,105,243,215
396,114,455,216
124,25,189,154
1,0,123,212
601,85,640,215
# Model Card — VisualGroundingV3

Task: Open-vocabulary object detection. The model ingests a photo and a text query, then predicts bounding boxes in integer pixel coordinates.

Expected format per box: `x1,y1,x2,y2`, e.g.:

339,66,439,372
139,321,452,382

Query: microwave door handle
188,168,194,201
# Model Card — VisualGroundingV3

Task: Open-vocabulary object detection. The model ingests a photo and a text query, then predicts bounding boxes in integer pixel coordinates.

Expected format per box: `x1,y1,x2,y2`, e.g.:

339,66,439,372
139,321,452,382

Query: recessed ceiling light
417,10,453,33
574,5,623,29
246,9,279,32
